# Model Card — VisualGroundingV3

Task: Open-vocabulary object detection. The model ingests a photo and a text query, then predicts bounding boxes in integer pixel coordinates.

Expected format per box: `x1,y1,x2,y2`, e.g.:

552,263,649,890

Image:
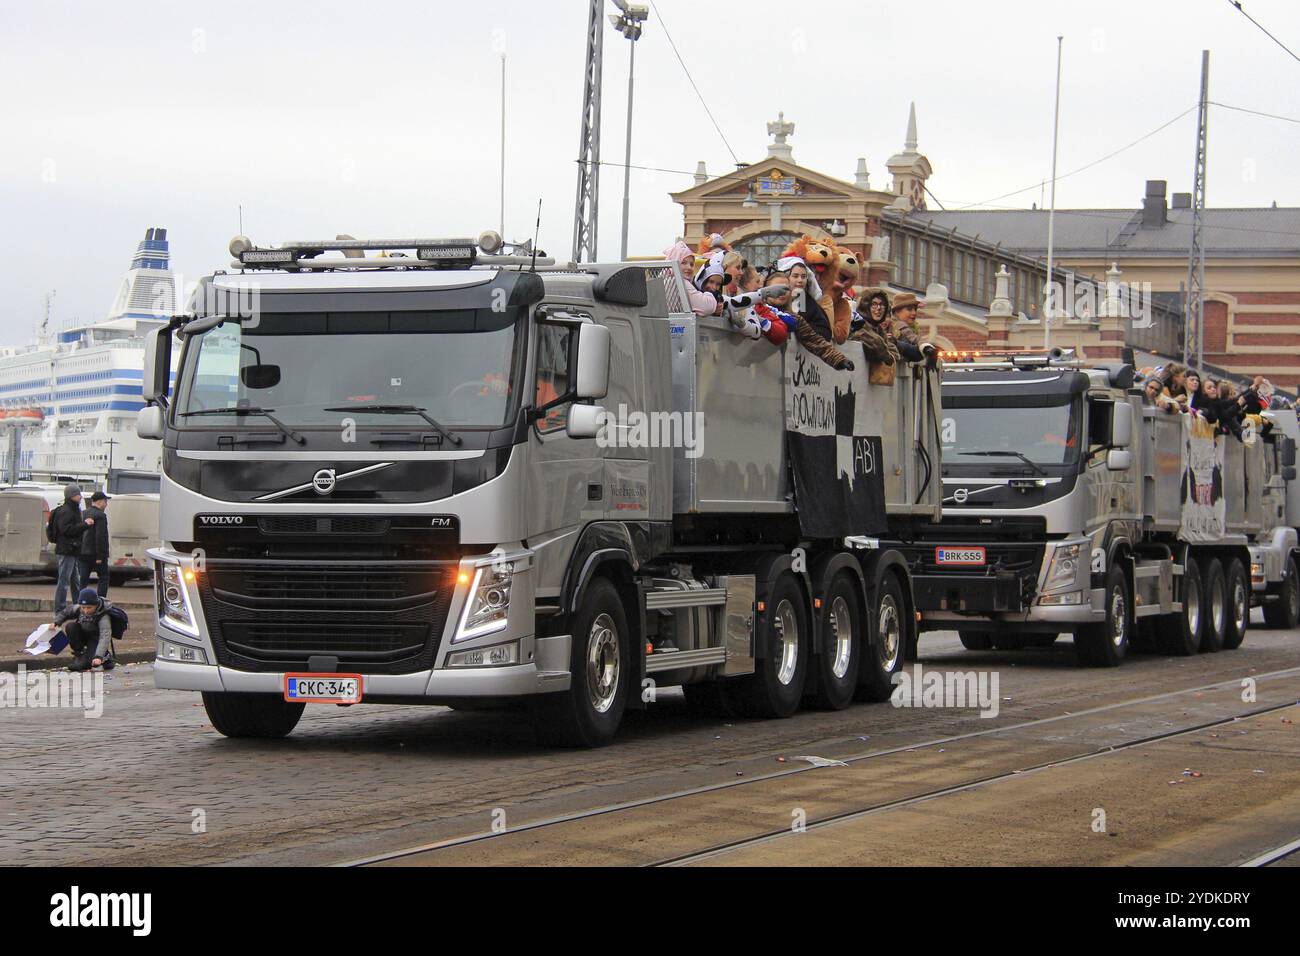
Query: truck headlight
1043,543,1081,593
454,562,514,642
157,562,199,637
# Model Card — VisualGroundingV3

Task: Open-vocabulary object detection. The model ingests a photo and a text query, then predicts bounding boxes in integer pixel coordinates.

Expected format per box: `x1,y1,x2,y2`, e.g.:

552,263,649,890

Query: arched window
733,231,799,271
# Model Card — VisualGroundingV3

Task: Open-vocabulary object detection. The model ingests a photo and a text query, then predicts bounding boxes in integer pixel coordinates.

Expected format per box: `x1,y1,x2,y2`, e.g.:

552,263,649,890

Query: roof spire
766,112,795,162
904,101,918,152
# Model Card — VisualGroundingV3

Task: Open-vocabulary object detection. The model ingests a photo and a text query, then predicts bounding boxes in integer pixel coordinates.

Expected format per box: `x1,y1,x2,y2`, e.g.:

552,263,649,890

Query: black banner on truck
784,340,887,538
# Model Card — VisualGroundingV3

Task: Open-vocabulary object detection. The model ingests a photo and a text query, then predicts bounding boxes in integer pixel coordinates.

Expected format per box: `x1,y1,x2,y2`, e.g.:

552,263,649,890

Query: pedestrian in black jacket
79,491,111,597
51,483,87,613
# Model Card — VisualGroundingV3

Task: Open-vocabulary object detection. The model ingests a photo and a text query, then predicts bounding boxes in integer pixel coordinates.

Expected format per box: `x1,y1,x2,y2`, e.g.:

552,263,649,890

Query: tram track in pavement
346,665,1300,867
1240,837,1300,867
655,699,1300,866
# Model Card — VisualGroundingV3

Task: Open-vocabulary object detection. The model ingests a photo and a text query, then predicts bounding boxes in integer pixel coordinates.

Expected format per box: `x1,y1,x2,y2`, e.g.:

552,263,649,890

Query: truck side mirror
1281,436,1296,468
142,327,172,404
137,405,165,440
1106,449,1132,471
1284,466,1297,482
566,404,605,440
574,323,610,400
1109,402,1133,449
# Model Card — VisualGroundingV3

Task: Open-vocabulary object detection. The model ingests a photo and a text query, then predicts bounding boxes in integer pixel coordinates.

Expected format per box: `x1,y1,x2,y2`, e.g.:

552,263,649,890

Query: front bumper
921,587,1107,629
153,653,571,699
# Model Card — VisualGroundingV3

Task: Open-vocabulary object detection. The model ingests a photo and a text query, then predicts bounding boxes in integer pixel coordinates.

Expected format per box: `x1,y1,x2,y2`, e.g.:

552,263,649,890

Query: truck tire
1223,559,1250,650
959,631,993,650
991,634,1025,650
1157,554,1202,656
809,573,862,711
1200,559,1227,653
736,572,808,718
856,573,908,702
1263,555,1300,630
1025,634,1060,648
1075,565,1130,667
202,692,305,739
534,577,629,748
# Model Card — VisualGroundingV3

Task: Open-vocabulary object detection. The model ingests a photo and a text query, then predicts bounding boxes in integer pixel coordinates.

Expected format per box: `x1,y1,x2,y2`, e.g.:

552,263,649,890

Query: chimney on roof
1171,192,1192,209
1141,180,1168,228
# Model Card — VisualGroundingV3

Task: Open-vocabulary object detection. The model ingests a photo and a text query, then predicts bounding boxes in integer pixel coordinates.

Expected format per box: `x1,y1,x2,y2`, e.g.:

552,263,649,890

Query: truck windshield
173,309,523,429
941,399,1080,466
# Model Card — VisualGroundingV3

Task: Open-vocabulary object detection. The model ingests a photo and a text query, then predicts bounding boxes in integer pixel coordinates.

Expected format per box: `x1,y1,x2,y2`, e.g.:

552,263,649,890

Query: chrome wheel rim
828,595,853,679
1288,572,1299,617
1110,586,1128,648
1186,577,1200,636
1232,579,1248,634
878,597,901,671
773,598,799,686
587,613,620,714
1210,578,1225,637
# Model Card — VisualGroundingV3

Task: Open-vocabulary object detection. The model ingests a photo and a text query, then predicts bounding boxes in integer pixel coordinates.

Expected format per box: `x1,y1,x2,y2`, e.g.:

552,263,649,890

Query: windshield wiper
952,449,1047,477
322,404,463,446
179,406,306,445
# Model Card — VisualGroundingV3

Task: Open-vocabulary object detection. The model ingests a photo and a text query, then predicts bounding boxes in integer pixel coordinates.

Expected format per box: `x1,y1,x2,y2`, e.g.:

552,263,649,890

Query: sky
2,0,1298,340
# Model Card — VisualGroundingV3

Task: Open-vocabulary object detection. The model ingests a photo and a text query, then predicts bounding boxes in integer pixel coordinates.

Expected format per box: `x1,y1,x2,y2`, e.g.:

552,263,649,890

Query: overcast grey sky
2,0,1297,340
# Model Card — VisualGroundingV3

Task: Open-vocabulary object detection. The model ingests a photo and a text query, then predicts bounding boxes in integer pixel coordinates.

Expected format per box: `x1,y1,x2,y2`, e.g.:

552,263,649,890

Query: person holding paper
52,587,115,672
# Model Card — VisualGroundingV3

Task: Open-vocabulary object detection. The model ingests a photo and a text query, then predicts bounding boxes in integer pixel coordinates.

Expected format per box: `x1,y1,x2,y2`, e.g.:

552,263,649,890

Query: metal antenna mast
1184,49,1209,370
571,0,605,263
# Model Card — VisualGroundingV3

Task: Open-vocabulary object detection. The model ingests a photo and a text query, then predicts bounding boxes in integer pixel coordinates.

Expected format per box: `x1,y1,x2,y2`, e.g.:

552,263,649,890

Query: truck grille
257,516,391,536
197,562,457,675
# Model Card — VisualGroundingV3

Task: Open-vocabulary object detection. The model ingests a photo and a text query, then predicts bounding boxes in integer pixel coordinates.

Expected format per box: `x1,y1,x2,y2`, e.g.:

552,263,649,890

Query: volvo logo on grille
199,515,243,525
312,469,337,495
953,488,970,504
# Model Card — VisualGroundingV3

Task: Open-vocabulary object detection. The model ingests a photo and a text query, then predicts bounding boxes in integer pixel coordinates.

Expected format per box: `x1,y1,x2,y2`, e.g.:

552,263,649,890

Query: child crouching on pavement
53,587,117,672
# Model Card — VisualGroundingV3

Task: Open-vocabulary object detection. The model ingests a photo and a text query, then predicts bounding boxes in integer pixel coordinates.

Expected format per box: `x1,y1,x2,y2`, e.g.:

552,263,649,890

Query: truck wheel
534,577,629,747
202,692,304,739
856,573,908,702
737,573,809,718
959,631,993,650
1263,555,1300,630
991,634,1025,650
1223,559,1250,650
809,573,861,711
1075,566,1130,667
1200,559,1228,653
1157,554,1202,655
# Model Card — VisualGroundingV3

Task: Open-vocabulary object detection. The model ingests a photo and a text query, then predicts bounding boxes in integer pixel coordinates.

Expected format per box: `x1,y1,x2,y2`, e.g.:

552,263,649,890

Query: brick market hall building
671,109,1300,388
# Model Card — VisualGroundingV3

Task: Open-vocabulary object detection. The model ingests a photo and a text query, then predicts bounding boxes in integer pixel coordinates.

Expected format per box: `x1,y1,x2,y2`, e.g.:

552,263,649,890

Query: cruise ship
0,227,179,481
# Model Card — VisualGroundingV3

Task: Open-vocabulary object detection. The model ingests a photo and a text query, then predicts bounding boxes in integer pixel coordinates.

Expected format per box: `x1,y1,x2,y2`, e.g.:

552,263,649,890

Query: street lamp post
610,2,649,262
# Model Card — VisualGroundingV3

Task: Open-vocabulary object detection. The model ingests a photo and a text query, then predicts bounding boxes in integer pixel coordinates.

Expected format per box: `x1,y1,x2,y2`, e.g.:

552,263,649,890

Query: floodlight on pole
611,2,649,261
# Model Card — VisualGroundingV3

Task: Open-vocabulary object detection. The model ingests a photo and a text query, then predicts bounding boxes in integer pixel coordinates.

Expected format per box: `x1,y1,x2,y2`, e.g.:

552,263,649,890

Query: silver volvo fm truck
138,234,943,746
